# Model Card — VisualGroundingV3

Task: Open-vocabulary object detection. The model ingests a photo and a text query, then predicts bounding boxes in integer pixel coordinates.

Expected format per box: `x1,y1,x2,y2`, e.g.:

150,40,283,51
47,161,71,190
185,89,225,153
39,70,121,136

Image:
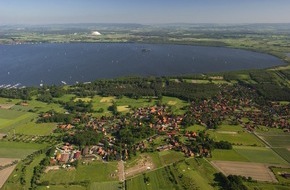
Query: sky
0,0,290,24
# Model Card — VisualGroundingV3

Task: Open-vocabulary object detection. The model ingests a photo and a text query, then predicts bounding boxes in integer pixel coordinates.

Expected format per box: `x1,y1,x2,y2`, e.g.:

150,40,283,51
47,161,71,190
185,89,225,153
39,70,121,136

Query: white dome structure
91,31,101,35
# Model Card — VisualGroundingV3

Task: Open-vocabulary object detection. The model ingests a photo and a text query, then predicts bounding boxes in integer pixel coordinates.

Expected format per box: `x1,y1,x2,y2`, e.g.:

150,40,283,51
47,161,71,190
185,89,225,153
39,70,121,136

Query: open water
0,43,286,87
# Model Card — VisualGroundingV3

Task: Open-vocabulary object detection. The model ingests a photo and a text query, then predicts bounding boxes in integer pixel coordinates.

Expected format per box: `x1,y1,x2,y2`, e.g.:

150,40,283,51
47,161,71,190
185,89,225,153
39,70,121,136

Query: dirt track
0,158,18,167
211,161,277,182
0,164,17,188
125,155,154,178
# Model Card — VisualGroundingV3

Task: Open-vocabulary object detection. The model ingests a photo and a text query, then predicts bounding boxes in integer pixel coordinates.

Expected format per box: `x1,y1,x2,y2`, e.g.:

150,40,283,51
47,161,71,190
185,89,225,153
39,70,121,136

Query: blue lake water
0,43,286,86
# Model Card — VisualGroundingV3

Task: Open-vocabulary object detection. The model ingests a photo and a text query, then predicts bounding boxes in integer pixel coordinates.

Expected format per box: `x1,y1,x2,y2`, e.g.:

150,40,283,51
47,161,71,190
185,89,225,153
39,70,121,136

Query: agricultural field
210,146,288,165
39,161,118,185
210,149,249,162
126,158,217,190
255,131,290,163
211,161,277,182
234,146,289,165
208,125,264,146
0,141,46,159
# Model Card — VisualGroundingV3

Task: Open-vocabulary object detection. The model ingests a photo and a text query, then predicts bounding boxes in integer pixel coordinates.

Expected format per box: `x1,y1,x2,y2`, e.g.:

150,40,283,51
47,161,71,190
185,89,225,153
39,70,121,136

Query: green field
185,124,205,132
234,146,288,165
37,185,86,190
89,181,120,190
210,146,288,165
0,141,46,158
208,125,264,146
158,150,185,165
258,133,290,148
126,166,179,190
14,123,57,136
272,148,290,163
126,158,217,190
210,149,249,162
256,132,290,163
40,161,118,185
246,182,290,190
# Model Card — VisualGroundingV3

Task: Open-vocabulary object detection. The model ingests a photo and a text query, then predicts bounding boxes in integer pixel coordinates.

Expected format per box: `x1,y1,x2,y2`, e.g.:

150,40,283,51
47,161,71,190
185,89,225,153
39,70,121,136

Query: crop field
256,132,290,163
211,161,277,182
234,146,289,165
272,148,290,163
40,161,118,185
0,141,46,158
208,125,264,146
257,133,290,148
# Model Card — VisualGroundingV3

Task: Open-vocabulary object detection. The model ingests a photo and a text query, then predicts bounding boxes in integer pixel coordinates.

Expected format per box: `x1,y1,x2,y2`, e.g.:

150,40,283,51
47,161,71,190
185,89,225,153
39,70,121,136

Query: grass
40,161,118,185
0,141,46,158
0,109,26,120
246,182,290,190
14,123,56,136
89,181,120,190
158,150,184,165
24,154,47,189
127,158,218,190
115,96,156,110
176,160,214,190
161,96,188,114
37,185,86,190
208,125,264,146
53,94,75,102
145,152,163,168
185,124,205,132
209,149,249,162
234,146,289,165
126,166,178,190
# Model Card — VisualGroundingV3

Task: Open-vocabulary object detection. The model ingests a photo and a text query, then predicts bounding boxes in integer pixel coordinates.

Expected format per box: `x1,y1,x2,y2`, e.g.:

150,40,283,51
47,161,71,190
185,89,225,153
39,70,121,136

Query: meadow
40,161,118,185
0,141,46,158
126,158,217,190
208,125,264,146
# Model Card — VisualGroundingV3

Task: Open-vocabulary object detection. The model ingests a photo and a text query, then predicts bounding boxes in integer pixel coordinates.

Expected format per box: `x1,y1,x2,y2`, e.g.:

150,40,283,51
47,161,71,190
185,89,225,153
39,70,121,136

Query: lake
0,43,286,87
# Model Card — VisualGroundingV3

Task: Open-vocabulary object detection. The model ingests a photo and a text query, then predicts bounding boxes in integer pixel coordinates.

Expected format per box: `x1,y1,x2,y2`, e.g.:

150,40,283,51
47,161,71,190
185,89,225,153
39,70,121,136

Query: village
42,85,290,169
